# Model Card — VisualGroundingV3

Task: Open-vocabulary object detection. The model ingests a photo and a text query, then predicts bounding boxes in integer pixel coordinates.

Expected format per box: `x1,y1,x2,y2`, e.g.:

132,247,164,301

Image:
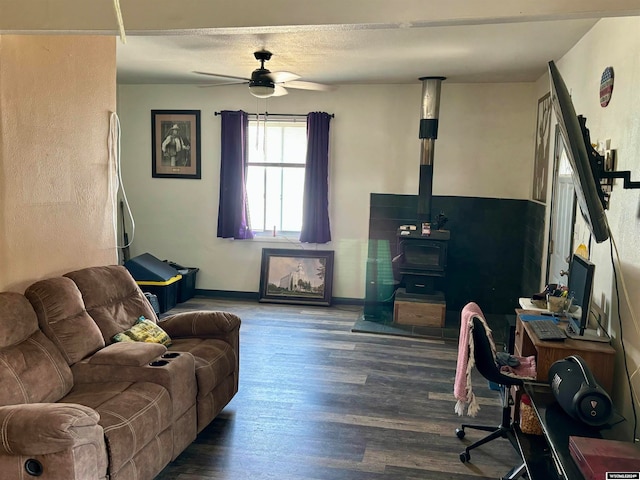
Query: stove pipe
417,76,446,224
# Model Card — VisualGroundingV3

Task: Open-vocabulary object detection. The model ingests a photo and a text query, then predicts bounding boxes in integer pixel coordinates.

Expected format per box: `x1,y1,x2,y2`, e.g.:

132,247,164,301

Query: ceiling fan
193,50,332,98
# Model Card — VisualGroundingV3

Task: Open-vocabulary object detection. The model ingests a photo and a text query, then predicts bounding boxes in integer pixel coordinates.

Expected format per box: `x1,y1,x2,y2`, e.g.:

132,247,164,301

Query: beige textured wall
558,17,640,433
0,35,117,292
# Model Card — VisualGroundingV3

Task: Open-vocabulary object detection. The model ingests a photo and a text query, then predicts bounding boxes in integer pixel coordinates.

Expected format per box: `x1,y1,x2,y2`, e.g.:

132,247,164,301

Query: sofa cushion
65,266,158,344
62,381,172,474
0,292,40,348
159,310,241,336
113,317,172,346
168,338,236,396
25,277,105,365
0,329,74,406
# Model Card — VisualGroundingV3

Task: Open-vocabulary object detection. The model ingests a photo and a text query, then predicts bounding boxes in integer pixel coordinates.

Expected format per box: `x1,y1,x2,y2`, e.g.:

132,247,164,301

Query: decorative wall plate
599,66,614,107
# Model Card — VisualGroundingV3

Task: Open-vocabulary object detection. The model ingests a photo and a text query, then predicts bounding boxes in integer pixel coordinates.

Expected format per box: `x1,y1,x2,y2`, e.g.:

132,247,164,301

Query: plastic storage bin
125,253,182,313
163,261,199,303
177,268,199,303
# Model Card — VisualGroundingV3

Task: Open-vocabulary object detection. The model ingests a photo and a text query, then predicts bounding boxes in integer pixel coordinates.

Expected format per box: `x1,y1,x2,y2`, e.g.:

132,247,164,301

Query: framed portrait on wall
151,110,201,179
532,93,552,202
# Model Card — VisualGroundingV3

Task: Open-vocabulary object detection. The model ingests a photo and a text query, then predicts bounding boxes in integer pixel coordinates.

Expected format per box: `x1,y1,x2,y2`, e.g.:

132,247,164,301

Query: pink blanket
454,302,496,417
501,355,537,379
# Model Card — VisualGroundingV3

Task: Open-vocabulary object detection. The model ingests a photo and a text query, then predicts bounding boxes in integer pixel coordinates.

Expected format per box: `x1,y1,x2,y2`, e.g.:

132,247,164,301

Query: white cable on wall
112,0,127,44
109,112,135,259
108,113,119,252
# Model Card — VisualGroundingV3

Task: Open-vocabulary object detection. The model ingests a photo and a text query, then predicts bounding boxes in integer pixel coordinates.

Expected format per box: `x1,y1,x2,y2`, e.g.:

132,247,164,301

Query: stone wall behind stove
366,193,545,315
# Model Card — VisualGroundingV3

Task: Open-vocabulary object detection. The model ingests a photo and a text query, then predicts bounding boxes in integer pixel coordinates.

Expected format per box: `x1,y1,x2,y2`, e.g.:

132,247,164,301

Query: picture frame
259,249,335,306
532,93,552,203
151,110,201,179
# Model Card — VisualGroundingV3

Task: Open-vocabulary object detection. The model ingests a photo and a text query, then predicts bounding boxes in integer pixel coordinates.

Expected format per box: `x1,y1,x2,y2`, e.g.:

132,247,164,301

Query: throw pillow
112,316,172,346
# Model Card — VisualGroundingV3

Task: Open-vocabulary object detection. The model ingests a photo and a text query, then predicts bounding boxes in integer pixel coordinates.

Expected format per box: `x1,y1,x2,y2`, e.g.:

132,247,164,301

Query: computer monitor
566,254,595,336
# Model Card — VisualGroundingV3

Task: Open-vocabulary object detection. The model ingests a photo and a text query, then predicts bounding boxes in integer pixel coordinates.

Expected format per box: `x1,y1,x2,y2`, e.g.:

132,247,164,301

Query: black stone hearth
352,309,515,349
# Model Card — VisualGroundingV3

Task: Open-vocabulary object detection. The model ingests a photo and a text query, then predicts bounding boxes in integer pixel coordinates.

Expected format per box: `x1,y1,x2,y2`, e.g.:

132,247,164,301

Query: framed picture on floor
151,110,201,179
259,249,334,306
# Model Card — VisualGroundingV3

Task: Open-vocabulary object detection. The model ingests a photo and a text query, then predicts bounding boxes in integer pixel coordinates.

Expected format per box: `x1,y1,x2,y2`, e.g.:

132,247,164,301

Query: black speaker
548,355,613,427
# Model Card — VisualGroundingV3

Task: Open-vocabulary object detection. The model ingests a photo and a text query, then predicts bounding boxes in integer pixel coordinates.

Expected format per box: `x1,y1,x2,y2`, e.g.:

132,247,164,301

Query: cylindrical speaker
548,355,613,427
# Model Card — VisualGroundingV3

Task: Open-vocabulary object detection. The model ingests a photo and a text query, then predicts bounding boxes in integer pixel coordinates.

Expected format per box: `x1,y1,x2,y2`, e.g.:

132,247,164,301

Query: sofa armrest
88,342,167,366
159,311,241,338
0,403,102,455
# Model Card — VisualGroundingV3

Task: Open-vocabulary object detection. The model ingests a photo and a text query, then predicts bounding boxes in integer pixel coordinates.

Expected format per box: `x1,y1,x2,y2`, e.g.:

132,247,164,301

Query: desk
511,382,629,480
514,310,615,393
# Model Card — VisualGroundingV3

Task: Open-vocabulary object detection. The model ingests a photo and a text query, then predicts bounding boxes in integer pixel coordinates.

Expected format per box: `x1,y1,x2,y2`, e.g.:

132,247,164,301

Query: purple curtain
300,112,332,243
217,110,254,239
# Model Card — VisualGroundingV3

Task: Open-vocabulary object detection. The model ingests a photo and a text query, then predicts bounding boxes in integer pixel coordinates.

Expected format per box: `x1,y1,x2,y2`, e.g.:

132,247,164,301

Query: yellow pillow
113,316,172,346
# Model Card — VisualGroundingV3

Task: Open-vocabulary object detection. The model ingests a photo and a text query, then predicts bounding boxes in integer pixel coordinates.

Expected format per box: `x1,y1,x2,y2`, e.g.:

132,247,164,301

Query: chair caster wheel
455,428,465,439
459,451,470,463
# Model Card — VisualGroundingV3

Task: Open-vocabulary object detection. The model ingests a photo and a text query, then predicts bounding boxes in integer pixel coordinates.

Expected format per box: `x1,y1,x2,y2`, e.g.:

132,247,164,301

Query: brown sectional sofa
0,265,241,480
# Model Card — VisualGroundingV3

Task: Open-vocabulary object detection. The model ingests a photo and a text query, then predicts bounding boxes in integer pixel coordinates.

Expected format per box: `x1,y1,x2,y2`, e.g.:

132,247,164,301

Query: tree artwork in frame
533,93,552,202
151,110,201,179
259,249,335,306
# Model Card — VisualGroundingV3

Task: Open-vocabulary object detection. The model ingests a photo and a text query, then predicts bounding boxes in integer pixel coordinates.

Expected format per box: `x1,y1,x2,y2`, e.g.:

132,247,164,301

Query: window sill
251,233,301,244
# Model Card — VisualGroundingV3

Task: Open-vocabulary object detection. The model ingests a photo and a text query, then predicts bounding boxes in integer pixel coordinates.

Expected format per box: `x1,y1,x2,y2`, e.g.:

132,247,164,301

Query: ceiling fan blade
282,80,334,92
265,71,300,83
272,85,288,97
197,81,249,88
192,71,251,82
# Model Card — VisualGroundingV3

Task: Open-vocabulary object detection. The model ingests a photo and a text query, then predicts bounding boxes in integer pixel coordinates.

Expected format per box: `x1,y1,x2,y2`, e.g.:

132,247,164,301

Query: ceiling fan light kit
249,84,275,98
249,59,276,97
194,49,330,98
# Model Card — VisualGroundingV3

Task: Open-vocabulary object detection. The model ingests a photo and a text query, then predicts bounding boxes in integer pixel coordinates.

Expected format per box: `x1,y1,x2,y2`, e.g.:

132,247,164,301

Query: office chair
456,316,524,464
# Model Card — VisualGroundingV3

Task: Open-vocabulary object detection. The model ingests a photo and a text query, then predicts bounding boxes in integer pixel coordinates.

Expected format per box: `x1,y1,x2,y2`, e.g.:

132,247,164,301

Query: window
246,118,307,235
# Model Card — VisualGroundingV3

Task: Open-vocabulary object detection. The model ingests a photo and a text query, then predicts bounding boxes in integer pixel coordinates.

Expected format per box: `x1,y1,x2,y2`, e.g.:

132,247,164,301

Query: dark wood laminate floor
156,298,521,479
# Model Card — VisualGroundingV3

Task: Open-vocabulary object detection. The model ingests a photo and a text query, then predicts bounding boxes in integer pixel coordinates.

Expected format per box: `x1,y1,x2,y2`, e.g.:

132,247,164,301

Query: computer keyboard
528,319,567,341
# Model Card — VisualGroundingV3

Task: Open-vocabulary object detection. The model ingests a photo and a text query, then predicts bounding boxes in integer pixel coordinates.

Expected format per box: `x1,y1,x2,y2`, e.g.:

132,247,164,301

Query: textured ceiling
116,19,600,85
3,1,640,85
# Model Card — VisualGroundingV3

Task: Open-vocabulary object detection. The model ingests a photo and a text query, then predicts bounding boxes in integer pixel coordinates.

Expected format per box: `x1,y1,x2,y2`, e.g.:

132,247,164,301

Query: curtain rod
214,111,334,118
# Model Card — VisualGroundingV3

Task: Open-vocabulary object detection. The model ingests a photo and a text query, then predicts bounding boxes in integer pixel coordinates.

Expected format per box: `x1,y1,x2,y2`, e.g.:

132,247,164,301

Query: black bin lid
125,253,179,282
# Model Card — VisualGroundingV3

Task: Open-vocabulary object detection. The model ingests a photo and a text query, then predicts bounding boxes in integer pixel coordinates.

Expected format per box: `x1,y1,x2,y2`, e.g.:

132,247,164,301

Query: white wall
555,17,640,435
117,81,536,299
